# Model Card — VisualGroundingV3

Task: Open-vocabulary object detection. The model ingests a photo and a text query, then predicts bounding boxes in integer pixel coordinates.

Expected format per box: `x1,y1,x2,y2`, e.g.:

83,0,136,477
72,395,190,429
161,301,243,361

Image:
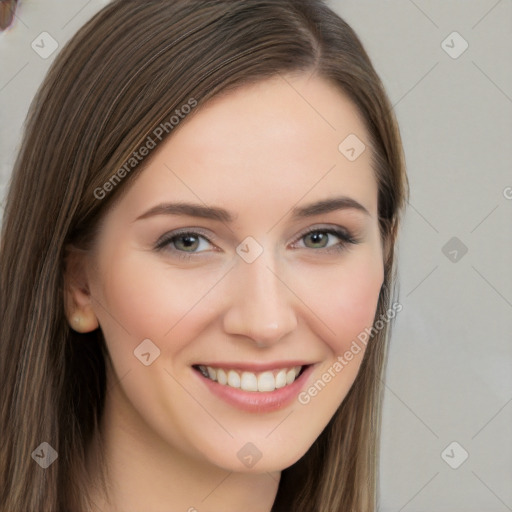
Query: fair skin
65,72,384,512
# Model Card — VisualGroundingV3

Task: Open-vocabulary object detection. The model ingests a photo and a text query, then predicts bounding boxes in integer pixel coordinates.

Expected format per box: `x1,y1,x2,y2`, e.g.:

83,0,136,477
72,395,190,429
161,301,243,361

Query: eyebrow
135,196,371,223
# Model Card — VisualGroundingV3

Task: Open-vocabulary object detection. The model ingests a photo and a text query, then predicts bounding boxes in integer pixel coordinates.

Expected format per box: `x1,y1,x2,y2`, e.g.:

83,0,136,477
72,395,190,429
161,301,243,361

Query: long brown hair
0,1,408,510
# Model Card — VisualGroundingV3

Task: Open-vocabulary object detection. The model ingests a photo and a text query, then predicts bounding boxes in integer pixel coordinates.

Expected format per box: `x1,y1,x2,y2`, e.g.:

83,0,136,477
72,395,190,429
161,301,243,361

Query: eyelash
154,226,359,261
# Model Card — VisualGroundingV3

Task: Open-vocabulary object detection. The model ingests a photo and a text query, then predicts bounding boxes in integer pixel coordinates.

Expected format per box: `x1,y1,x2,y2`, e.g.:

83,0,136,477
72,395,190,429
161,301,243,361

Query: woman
0,1,408,510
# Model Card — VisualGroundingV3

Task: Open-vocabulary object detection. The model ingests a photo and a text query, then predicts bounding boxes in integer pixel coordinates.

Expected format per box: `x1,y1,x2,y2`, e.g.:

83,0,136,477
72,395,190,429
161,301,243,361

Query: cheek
91,249,224,356
288,251,384,444
302,250,384,355
93,243,383,363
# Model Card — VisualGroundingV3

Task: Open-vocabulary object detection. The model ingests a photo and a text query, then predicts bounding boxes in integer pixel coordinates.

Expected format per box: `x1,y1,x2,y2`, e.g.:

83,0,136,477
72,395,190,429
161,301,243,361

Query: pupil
309,232,326,247
180,235,197,250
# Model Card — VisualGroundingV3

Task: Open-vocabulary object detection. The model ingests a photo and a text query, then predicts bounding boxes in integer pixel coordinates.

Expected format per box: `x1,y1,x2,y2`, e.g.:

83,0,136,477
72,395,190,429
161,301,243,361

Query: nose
222,252,298,347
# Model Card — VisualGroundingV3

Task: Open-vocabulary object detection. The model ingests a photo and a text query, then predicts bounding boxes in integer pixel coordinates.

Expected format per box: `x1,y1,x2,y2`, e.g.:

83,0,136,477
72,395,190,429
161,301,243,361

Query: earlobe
69,308,99,333
63,244,100,333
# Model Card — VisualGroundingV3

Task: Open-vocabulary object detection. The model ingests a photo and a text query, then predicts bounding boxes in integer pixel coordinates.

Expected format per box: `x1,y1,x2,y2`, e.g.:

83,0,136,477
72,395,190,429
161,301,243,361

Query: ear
63,244,99,333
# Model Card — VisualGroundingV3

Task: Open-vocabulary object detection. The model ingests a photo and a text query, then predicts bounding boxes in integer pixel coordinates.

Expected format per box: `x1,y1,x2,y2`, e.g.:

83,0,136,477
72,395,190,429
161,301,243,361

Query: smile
192,362,314,413
195,364,304,392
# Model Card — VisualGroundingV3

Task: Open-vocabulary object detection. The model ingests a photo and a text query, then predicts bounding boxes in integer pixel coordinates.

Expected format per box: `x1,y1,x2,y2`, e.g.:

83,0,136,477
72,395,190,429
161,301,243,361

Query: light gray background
1,1,511,510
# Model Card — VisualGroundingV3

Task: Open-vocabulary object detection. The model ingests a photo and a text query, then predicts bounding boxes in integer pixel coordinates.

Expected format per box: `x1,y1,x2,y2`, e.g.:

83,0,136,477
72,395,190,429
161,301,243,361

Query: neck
86,374,280,512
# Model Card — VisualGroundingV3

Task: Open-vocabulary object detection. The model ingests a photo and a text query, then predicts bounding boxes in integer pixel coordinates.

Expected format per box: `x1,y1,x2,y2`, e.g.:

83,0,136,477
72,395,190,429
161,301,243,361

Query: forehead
119,73,378,219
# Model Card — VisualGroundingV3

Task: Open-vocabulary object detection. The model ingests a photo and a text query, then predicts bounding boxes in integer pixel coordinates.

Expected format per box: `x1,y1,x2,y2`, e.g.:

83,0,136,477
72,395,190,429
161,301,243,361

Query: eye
294,226,358,253
154,225,359,260
154,229,215,258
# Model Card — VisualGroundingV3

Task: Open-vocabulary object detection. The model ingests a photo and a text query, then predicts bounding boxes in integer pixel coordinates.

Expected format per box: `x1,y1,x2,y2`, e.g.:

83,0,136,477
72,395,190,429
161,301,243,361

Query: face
71,73,384,473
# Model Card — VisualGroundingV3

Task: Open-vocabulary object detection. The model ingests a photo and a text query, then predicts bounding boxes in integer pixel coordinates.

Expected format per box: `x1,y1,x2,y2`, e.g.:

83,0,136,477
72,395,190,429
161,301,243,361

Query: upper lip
193,361,314,372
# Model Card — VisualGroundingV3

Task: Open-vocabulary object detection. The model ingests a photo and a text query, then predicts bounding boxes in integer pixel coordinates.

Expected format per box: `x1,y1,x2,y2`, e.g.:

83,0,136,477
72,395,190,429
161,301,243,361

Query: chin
201,437,314,474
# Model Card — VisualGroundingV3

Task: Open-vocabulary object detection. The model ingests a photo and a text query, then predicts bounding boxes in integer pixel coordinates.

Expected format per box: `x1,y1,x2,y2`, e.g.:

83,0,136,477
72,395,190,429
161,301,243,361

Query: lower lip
194,365,315,413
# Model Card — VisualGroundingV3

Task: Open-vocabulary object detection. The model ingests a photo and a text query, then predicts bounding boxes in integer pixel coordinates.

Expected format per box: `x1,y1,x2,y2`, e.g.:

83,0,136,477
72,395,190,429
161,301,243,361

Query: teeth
240,372,258,391
275,369,287,389
227,370,241,388
198,365,209,378
258,371,275,392
286,369,296,385
197,364,303,392
217,368,227,385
